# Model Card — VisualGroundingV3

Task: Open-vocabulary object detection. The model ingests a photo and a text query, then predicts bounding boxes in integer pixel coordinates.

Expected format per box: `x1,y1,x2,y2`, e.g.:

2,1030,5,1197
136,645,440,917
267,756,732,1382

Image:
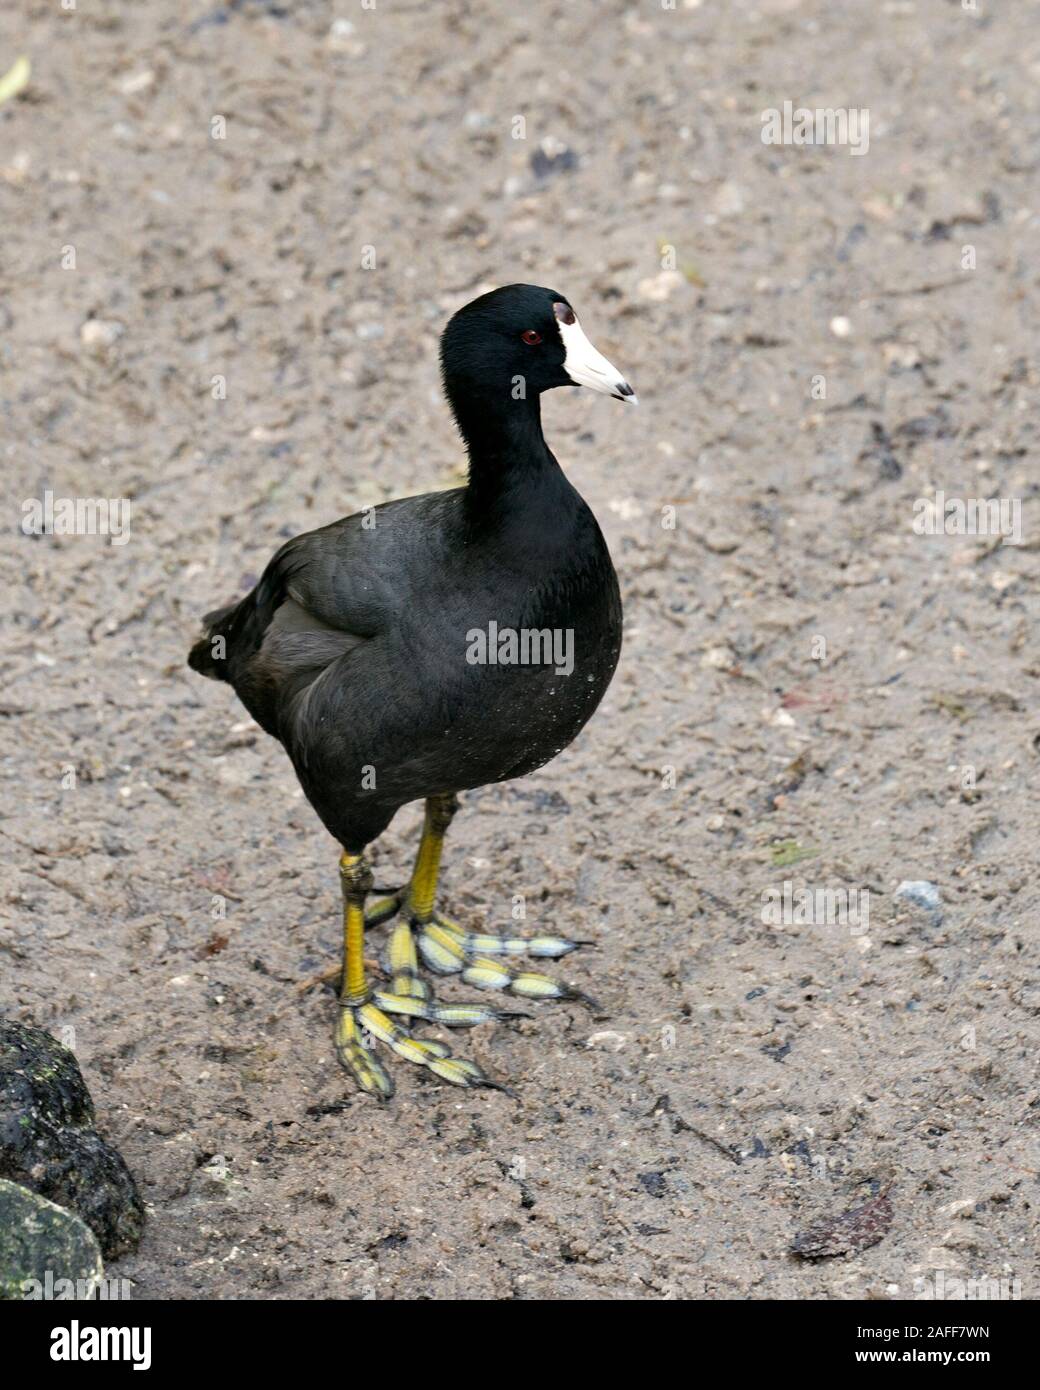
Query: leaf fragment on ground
769,839,818,867
928,692,971,721
791,1190,894,1260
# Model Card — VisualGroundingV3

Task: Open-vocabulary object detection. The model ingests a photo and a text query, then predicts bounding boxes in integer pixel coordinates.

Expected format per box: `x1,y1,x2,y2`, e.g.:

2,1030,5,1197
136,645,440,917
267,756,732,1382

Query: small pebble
117,70,155,96
895,880,942,912
637,270,685,302
80,319,124,348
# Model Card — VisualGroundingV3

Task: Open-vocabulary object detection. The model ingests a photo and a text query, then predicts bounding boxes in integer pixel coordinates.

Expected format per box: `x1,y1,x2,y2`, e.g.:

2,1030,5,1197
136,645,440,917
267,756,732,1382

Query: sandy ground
2,0,1039,1300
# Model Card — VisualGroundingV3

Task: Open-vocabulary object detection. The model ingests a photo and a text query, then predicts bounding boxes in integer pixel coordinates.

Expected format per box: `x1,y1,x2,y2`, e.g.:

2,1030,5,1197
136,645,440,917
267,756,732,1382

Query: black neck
446,382,559,515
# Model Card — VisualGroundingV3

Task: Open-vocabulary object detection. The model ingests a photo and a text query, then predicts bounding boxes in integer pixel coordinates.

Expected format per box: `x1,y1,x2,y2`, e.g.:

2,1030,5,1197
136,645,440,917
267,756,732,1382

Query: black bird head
440,284,637,414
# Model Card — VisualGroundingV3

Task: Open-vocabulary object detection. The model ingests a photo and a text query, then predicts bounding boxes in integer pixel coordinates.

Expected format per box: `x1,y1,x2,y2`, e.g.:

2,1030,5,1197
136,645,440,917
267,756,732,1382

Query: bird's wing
194,490,460,737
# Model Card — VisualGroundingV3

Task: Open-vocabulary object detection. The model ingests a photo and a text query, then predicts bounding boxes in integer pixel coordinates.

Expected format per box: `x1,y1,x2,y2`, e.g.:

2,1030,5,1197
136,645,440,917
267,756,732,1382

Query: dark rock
859,421,901,480
638,1171,667,1198
741,1137,771,1160
0,1021,144,1260
836,223,867,262
529,143,578,182
0,1179,103,1300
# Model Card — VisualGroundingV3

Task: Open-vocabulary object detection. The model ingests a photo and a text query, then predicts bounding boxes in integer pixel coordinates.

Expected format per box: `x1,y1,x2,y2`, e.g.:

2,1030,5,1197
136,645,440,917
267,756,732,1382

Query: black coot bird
189,284,635,1097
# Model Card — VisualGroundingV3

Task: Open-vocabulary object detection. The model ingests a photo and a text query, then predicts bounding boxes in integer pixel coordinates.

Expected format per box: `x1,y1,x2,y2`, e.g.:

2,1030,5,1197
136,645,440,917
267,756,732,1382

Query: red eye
521,329,542,345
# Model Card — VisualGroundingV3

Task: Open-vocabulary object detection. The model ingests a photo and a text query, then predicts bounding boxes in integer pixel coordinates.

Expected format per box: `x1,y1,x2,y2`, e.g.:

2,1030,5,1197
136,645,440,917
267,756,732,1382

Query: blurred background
2,1,1037,1299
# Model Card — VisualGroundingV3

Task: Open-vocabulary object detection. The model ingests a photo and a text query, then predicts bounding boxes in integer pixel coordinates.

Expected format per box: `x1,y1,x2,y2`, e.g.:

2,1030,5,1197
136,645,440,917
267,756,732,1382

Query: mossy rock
0,1179,103,1300
0,1021,144,1260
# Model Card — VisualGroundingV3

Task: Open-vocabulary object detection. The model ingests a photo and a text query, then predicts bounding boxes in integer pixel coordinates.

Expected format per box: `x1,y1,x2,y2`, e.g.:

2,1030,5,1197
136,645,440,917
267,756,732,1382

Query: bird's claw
416,913,590,1004
334,898,593,1096
336,999,499,1095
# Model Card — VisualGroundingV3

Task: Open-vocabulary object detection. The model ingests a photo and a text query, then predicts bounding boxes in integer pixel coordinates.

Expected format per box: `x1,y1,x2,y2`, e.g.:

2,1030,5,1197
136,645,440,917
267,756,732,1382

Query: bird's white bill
558,314,637,403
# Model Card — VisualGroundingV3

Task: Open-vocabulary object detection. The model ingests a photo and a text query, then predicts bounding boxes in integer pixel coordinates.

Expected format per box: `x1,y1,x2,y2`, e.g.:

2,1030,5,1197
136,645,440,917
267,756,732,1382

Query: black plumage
190,285,626,852
188,283,635,1093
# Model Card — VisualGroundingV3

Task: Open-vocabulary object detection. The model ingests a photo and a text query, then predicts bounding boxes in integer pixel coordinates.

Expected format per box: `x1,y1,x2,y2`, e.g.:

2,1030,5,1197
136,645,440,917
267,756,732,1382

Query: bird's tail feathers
188,602,238,681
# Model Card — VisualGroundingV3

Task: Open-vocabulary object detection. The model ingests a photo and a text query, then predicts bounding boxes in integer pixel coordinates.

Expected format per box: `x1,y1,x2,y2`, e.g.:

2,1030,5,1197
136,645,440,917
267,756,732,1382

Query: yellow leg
334,843,500,1097
400,793,591,1005
329,797,593,1098
336,851,396,1098
405,793,457,923
339,851,372,1005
